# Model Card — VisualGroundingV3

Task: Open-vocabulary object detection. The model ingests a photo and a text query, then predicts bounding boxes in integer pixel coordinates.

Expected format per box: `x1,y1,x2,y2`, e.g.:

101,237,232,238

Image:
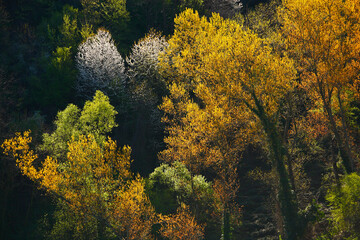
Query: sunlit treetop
1,131,159,239
76,29,126,99
160,9,296,117
281,0,360,95
126,30,169,107
159,10,297,167
40,90,117,160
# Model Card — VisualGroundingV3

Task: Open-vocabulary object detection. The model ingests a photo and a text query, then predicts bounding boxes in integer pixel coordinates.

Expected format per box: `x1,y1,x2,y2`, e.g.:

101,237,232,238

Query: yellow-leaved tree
2,131,156,240
281,0,360,173
2,89,205,239
159,9,301,239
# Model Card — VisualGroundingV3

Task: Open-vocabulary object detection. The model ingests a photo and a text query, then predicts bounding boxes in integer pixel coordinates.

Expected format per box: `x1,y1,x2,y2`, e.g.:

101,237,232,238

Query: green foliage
147,161,216,220
349,101,360,130
43,202,116,240
79,0,130,52
178,0,204,12
326,173,360,238
100,0,129,26
40,91,117,159
79,91,118,137
28,46,77,111
59,10,78,47
49,5,94,49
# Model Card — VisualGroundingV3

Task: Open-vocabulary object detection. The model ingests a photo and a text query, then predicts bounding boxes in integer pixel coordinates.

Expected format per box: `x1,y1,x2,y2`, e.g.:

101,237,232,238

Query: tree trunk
251,94,299,240
331,140,341,188
323,102,353,173
267,125,299,240
222,205,231,240
336,90,355,171
286,152,296,194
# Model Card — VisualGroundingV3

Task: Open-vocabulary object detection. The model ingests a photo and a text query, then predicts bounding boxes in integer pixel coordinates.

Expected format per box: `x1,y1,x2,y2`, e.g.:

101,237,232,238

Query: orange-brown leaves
159,204,205,240
282,0,360,97
112,176,156,240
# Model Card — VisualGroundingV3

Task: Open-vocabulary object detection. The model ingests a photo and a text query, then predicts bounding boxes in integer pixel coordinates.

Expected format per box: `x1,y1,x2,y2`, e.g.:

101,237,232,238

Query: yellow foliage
159,8,296,203
112,176,156,240
281,0,360,101
281,0,360,173
2,131,40,181
159,204,205,240
2,131,155,239
161,9,296,116
159,9,296,236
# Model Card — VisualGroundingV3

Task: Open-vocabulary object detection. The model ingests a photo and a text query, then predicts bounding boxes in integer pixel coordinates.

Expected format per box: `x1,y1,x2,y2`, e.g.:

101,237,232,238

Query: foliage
281,0,360,173
40,91,117,160
76,29,126,99
29,46,77,111
43,201,110,240
160,8,299,239
2,0,360,239
326,173,360,238
2,132,156,239
126,30,168,107
236,0,281,38
147,162,216,218
159,204,205,240
80,0,129,28
79,0,130,52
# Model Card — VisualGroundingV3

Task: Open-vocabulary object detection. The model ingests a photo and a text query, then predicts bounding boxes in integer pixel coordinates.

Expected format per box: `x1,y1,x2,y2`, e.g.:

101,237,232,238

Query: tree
126,30,168,107
80,0,129,28
76,29,126,99
326,173,360,238
159,204,205,240
281,0,360,173
159,83,243,239
79,0,130,52
159,9,300,239
40,90,118,160
147,161,217,225
2,131,156,239
29,46,77,111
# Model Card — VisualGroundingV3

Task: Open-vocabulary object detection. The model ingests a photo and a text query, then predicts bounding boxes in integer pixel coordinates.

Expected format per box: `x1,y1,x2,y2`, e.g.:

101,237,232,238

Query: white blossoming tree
76,28,126,99
124,31,169,162
126,31,168,107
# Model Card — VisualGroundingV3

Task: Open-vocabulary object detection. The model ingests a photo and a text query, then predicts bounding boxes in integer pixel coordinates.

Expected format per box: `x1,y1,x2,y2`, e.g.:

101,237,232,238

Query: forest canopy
0,0,360,239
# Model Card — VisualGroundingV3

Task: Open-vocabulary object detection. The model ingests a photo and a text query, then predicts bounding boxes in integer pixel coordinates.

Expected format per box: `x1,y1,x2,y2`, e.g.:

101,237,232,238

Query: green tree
29,46,77,111
148,162,216,216
326,173,360,238
40,90,117,160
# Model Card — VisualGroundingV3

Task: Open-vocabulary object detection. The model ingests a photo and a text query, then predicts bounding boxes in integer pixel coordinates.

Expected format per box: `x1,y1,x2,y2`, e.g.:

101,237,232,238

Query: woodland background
0,0,360,239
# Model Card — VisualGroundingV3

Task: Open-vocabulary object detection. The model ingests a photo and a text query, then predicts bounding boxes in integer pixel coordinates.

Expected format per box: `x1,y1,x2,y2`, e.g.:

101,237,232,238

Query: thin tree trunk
336,90,354,171
282,115,296,193
286,152,296,194
331,138,340,188
222,204,231,240
323,102,353,173
250,93,299,240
